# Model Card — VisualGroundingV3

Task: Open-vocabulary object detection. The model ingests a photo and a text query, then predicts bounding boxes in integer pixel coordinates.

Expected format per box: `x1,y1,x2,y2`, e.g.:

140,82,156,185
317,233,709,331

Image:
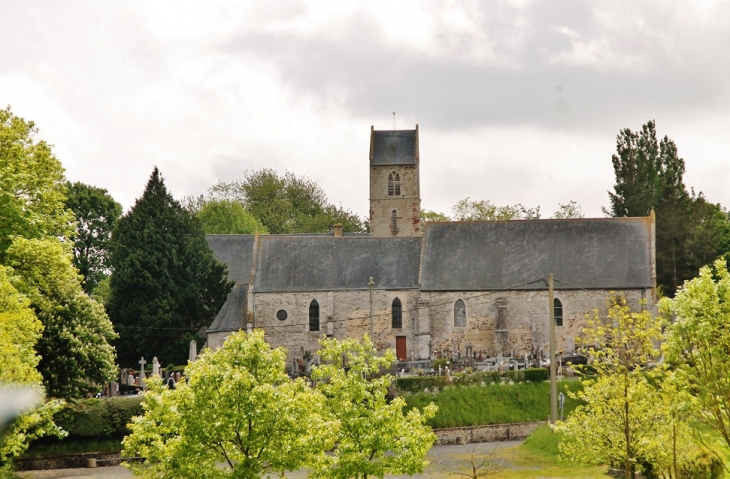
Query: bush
524,368,549,382
53,396,143,439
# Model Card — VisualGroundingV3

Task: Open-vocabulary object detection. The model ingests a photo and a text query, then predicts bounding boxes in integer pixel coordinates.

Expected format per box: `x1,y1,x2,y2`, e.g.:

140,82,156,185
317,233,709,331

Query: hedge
395,368,550,393
53,396,144,439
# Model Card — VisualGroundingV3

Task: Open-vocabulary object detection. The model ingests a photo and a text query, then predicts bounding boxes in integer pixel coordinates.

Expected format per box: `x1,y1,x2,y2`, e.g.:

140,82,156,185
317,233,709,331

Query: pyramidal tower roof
369,125,419,166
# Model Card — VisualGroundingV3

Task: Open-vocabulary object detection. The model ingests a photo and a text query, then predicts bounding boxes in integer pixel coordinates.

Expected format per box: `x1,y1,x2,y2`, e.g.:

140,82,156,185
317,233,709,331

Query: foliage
7,237,117,399
452,197,540,221
64,182,122,294
0,106,74,259
193,169,365,234
90,276,111,306
523,368,549,382
197,199,268,234
311,335,437,479
552,201,584,219
123,330,333,479
420,209,451,223
662,259,730,452
22,437,123,458
52,396,143,439
406,381,583,428
108,167,233,367
553,294,700,478
605,120,730,296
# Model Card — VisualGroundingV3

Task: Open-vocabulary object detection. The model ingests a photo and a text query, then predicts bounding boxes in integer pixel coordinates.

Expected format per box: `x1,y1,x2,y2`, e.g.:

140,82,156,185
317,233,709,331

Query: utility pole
369,277,374,339
548,273,558,424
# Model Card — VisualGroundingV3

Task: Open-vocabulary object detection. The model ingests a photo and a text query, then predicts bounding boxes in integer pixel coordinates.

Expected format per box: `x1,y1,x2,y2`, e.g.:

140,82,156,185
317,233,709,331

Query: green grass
21,437,123,458
405,380,584,428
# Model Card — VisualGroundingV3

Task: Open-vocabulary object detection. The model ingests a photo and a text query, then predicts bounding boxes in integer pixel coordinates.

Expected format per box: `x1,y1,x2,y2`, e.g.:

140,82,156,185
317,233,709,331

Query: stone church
205,125,656,363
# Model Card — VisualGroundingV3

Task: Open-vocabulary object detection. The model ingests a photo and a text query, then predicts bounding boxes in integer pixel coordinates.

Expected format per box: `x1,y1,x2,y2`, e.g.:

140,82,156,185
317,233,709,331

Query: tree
420,209,451,223
203,169,365,234
311,335,437,479
605,120,730,296
197,199,268,234
0,264,65,474
0,107,74,259
452,198,540,221
108,168,234,367
552,201,584,219
662,259,730,452
64,182,122,294
554,295,668,478
123,330,334,479
7,237,117,399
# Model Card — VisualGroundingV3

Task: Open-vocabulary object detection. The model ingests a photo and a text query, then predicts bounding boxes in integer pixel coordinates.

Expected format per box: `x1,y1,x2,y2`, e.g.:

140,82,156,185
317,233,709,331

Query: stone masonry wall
434,421,544,445
369,165,421,237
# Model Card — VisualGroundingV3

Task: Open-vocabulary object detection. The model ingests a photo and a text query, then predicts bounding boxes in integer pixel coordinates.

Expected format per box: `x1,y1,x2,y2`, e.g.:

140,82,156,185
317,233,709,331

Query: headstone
189,340,198,363
152,357,160,377
445,366,451,380
138,357,147,388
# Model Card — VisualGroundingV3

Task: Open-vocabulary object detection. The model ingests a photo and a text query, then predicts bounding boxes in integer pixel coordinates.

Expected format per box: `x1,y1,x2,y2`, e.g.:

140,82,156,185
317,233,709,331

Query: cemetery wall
434,421,545,445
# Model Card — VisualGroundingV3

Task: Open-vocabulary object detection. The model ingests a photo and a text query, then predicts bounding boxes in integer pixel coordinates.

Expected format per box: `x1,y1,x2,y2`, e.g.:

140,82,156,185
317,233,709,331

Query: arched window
392,297,402,329
309,300,320,331
388,172,401,196
454,299,466,327
390,210,398,235
554,298,563,327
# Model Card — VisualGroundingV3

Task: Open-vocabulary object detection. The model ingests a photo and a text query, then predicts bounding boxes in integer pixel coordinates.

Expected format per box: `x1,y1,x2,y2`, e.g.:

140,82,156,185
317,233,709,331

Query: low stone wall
433,421,544,445
14,452,141,471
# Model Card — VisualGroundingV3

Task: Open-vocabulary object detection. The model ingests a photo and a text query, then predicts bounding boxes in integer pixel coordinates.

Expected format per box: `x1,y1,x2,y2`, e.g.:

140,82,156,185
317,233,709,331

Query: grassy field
405,380,584,428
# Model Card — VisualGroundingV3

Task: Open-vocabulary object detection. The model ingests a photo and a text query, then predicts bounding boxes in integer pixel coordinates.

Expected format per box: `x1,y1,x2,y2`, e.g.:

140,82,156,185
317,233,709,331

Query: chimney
333,223,343,238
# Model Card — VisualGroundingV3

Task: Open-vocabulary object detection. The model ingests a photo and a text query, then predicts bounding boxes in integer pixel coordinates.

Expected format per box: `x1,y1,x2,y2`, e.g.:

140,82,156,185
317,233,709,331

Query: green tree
123,330,334,479
205,169,365,234
197,199,268,234
7,237,117,399
452,198,540,221
552,201,584,219
0,107,74,258
605,120,730,296
64,182,123,294
311,335,437,479
108,168,233,367
662,259,730,452
554,295,668,478
420,209,451,223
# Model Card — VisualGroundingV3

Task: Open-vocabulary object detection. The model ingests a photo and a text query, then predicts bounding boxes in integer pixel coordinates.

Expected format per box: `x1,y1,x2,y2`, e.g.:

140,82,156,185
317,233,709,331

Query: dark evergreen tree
65,182,122,294
108,168,233,366
606,120,730,296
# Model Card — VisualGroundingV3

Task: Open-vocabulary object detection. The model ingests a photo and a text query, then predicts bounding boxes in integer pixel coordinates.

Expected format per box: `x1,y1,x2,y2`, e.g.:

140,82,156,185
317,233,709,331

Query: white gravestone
152,357,160,377
138,357,147,388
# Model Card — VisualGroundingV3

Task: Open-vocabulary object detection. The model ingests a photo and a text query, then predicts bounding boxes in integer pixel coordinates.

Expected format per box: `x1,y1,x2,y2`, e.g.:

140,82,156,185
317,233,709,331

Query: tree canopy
311,335,437,479
452,197,540,221
197,199,268,234
64,181,122,294
123,330,334,479
108,168,233,367
605,120,730,296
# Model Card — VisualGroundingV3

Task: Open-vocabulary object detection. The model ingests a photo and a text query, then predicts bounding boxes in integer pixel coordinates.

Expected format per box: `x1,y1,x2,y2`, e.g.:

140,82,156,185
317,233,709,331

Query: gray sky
2,0,729,219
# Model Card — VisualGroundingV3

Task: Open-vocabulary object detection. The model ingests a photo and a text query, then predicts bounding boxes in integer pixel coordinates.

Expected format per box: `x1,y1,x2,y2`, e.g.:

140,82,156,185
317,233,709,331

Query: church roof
420,218,654,291
253,236,422,292
207,283,247,333
206,234,255,283
370,128,418,165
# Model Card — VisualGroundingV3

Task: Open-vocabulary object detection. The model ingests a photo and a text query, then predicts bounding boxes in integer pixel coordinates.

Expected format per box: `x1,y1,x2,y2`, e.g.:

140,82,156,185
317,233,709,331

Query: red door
395,336,407,361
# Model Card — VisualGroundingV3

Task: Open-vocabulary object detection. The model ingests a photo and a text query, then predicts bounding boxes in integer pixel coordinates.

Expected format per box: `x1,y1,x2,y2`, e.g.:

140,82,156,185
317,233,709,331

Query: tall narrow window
388,173,394,196
393,173,401,196
309,300,320,331
454,299,466,327
554,298,563,327
392,297,402,329
391,210,398,235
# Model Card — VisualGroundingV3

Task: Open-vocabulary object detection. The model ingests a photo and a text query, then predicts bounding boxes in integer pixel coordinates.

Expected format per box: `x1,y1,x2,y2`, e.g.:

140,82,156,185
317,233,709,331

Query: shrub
53,396,143,439
524,368,549,382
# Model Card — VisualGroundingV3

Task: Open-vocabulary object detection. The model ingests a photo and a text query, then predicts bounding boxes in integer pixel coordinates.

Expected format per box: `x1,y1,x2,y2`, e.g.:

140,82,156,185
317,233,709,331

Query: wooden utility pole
548,273,558,424
369,277,375,339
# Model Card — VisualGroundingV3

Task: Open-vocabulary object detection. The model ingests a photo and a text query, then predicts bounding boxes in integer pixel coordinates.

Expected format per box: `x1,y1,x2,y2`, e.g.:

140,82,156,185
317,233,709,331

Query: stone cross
152,357,160,377
138,357,147,388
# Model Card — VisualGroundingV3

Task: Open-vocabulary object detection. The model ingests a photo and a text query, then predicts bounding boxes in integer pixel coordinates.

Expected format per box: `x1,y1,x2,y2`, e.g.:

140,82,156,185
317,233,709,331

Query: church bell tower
368,125,422,237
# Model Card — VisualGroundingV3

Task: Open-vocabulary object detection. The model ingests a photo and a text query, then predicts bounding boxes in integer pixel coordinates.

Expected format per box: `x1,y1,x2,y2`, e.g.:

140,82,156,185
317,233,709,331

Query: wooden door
395,336,407,361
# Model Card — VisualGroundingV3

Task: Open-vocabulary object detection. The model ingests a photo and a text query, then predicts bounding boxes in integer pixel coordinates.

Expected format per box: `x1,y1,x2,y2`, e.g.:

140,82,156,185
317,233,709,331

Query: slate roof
207,283,247,333
253,236,422,292
420,218,653,291
370,128,418,166
206,235,255,283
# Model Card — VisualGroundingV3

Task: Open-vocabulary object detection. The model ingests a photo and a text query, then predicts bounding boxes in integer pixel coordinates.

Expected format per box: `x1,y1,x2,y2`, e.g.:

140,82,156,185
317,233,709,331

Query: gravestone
189,340,198,362
138,357,147,388
152,357,160,377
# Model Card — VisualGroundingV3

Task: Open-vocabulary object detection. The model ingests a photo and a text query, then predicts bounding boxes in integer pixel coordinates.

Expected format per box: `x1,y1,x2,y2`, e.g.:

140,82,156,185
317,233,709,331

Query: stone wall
434,421,544,445
369,165,421,237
